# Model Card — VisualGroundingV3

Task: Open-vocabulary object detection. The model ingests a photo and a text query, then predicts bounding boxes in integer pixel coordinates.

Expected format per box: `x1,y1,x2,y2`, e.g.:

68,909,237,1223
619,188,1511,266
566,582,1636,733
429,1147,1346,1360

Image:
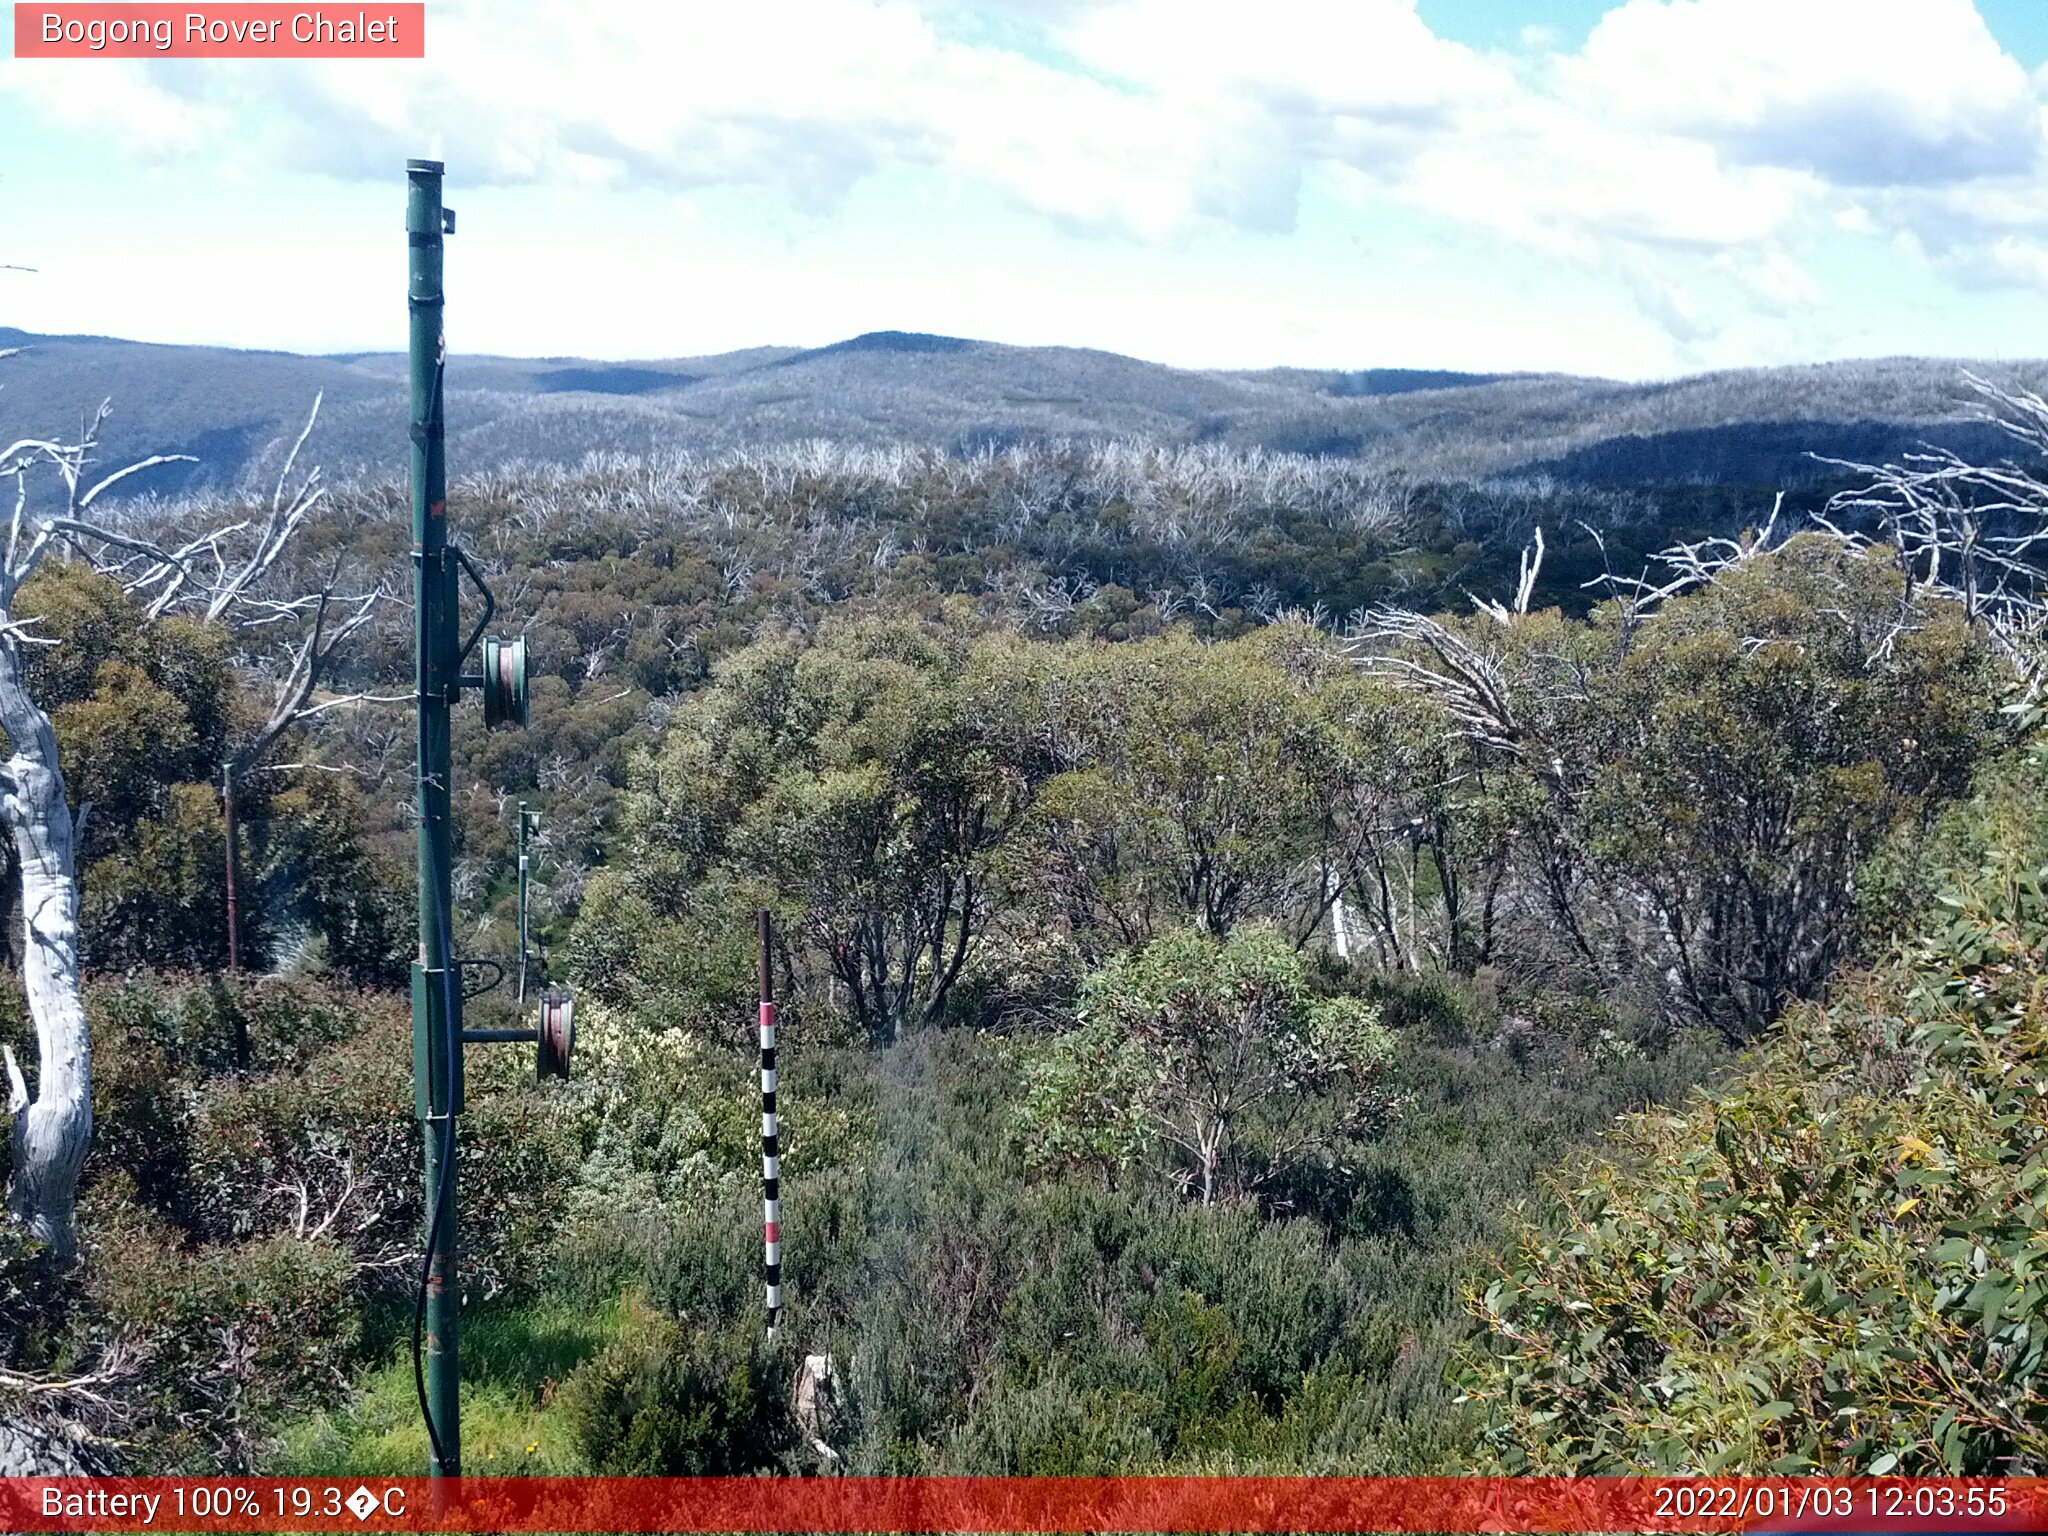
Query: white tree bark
0,389,362,1263
0,637,88,1263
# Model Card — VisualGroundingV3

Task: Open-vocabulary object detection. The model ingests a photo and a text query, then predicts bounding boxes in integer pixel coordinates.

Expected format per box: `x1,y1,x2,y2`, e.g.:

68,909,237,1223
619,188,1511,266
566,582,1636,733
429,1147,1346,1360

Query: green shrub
1360,970,1494,1043
553,1293,791,1474
82,1193,361,1470
508,1007,1726,1477
1457,744,2048,1474
1015,925,1397,1205
942,1373,1161,1473
0,972,587,1469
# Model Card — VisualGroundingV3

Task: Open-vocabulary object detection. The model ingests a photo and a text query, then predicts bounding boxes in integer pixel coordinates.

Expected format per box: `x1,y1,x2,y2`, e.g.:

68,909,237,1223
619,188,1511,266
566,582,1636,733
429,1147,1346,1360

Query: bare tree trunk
0,388,359,1269
0,642,88,1264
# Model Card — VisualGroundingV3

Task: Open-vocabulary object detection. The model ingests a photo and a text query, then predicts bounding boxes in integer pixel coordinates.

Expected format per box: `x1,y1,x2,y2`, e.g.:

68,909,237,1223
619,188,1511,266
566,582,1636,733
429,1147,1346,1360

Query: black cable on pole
412,882,459,1472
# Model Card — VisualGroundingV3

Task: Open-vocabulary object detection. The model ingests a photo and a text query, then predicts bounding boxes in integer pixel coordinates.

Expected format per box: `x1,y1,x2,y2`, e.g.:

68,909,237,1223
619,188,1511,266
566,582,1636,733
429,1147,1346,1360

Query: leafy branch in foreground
1458,745,2048,1475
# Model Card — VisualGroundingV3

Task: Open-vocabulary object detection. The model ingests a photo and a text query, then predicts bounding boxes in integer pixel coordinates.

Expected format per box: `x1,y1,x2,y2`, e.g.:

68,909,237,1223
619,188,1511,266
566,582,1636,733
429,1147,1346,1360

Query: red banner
12,4,424,58
0,1477,2040,1533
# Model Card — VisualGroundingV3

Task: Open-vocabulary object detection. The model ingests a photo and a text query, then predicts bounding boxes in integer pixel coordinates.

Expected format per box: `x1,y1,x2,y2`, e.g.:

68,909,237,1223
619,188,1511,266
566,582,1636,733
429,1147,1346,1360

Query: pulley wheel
482,634,529,730
538,988,574,1080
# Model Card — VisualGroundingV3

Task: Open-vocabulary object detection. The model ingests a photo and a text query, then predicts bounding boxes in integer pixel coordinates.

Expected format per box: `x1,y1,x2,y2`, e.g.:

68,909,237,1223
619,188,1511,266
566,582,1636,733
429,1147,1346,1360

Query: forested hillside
3,326,2037,495
0,371,2042,1475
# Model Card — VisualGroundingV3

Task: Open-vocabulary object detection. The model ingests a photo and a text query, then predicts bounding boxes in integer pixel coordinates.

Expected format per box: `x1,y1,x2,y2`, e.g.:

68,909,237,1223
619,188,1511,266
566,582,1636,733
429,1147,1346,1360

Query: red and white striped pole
758,908,781,1336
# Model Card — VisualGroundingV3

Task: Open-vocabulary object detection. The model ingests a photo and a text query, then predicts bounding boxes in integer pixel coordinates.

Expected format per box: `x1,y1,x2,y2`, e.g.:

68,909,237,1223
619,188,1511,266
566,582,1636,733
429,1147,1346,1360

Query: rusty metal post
221,762,240,974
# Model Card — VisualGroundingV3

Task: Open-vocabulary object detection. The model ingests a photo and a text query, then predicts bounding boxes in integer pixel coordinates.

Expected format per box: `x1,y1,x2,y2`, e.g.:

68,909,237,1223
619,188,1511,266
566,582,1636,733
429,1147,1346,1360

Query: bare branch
77,454,197,511
1472,524,1546,625
272,391,322,516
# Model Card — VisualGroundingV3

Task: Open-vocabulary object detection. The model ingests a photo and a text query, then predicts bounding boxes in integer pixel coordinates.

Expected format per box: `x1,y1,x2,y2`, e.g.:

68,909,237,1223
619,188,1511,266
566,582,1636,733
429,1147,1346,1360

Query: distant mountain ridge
0,325,2039,499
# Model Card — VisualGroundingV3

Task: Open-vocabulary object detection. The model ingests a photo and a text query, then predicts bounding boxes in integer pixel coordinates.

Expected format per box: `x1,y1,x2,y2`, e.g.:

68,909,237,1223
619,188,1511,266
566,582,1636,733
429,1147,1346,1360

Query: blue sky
4,0,2048,378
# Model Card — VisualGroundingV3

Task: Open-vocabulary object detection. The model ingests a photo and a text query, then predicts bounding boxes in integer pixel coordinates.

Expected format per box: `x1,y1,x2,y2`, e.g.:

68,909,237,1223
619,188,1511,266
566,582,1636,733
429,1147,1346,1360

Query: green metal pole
517,802,529,1005
407,156,462,1479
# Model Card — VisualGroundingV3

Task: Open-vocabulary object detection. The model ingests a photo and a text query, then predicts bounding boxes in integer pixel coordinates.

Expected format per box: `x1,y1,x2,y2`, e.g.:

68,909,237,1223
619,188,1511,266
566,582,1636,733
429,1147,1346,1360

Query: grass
271,1296,625,1476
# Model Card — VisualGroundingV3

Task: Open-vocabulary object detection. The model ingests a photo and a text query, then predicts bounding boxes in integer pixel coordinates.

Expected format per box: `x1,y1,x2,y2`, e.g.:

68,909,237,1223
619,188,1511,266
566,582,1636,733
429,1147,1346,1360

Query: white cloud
1563,0,2041,187
1055,0,1506,120
1940,232,2048,290
1393,94,1813,259
1727,249,1823,312
6,59,231,157
7,0,1515,238
9,0,2048,359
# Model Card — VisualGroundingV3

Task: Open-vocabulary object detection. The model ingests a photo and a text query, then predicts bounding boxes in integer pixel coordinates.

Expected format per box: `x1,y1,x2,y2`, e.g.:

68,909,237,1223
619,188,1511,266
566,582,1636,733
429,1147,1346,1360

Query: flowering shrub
1459,751,2048,1474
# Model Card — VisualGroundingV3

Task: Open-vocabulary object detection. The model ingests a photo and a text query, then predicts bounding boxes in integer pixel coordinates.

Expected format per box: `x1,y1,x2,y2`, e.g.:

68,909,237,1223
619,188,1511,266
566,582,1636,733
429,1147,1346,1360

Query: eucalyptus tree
595,614,1046,1043
1015,629,1355,954
1017,924,1397,1206
1354,528,1998,1040
0,393,376,1260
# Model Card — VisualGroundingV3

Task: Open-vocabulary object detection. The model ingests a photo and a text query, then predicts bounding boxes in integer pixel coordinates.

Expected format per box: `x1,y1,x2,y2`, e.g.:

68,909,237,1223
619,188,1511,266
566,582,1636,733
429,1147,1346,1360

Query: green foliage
528,533,2005,1479
1457,740,2048,1474
84,1199,362,1468
553,1293,793,1474
84,782,234,970
0,563,410,979
17,568,222,780
582,613,1044,1043
1013,631,1356,947
1012,1017,1154,1187
553,1003,773,1217
257,773,411,988
10,429,2016,1480
568,875,762,1047
1573,537,1995,1037
586,545,1996,1056
1018,925,1397,1204
6,565,238,968
0,974,582,1470
584,617,1479,1042
497,1007,1720,1478
20,564,232,764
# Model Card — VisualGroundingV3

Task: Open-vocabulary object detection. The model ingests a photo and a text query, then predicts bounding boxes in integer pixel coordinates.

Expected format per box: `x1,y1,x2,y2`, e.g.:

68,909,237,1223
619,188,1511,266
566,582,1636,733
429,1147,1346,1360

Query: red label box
0,1476,2044,1533
13,4,425,57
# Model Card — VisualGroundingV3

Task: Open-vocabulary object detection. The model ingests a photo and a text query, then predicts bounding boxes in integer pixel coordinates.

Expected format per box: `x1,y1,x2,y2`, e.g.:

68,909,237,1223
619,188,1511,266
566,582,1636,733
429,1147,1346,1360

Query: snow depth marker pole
760,908,782,1337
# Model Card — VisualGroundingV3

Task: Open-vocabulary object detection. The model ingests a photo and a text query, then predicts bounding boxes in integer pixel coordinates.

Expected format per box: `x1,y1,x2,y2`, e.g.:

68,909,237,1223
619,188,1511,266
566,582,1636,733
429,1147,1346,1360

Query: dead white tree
1470,524,1545,626
76,397,397,970
1817,374,2048,689
0,410,193,1261
1352,607,1528,761
0,392,384,1259
209,400,393,775
1576,494,1787,637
